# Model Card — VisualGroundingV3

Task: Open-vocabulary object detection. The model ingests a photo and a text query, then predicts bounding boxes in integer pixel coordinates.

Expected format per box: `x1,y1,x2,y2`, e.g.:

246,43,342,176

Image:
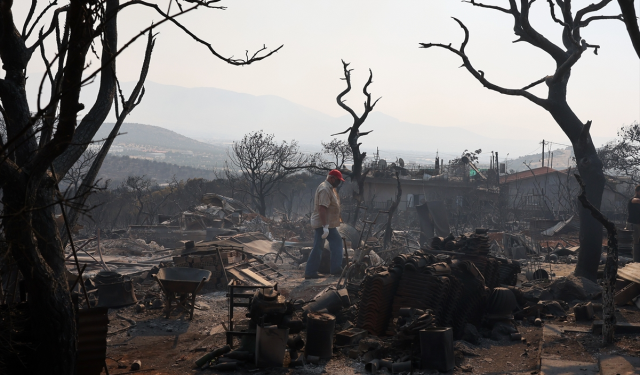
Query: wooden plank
226,268,248,282
238,268,272,286
614,282,640,306
592,321,640,335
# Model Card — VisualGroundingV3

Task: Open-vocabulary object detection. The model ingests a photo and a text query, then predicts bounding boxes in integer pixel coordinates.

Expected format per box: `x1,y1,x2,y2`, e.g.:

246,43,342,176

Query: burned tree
383,171,402,249
229,131,312,216
332,60,380,224
599,122,640,184
617,0,640,57
421,0,625,281
0,1,281,373
321,138,353,170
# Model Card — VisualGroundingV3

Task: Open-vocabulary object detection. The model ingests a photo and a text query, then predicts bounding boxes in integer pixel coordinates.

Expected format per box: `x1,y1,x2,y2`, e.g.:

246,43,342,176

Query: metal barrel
305,312,335,359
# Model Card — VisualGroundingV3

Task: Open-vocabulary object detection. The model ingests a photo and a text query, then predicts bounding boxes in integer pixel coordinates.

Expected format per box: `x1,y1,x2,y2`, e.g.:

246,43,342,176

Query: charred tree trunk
383,171,402,249
258,194,267,217
576,174,617,345
546,85,605,281
333,60,380,225
3,180,76,374
617,0,640,58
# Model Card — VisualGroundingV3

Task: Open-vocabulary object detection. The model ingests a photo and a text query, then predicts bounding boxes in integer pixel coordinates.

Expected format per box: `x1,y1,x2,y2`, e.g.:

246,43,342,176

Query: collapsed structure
3,175,640,374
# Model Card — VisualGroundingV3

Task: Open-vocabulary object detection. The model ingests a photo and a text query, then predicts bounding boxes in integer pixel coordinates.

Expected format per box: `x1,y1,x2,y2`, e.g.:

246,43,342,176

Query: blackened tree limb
420,18,548,108
62,30,155,247
547,0,569,27
116,0,282,66
575,173,617,345
334,60,380,225
517,0,568,62
578,14,623,27
54,0,282,179
618,0,640,58
521,76,548,91
52,0,118,179
21,0,38,39
464,0,511,14
24,0,94,183
25,3,66,52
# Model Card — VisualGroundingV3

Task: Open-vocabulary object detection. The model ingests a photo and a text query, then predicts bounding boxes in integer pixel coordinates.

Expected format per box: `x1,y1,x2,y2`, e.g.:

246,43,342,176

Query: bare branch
463,0,511,13
547,0,569,26
330,127,352,137
518,0,568,62
26,5,69,55
117,0,282,65
22,0,38,38
579,14,623,27
62,30,156,245
573,0,614,42
521,76,547,90
336,60,358,121
420,18,548,108
575,0,614,23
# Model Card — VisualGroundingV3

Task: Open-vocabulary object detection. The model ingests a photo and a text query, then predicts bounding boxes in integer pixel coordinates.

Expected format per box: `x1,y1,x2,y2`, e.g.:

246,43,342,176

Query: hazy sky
16,1,640,150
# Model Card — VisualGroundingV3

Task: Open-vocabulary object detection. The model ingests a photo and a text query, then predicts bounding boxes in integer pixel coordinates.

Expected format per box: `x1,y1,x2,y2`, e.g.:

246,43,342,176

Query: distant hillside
97,81,568,158
98,155,217,185
505,146,575,172
94,122,226,155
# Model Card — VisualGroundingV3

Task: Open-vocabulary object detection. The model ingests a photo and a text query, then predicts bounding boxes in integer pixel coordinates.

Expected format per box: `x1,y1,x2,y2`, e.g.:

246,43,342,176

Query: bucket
303,287,350,314
525,268,549,281
255,325,289,367
305,312,335,359
419,327,454,372
94,271,137,308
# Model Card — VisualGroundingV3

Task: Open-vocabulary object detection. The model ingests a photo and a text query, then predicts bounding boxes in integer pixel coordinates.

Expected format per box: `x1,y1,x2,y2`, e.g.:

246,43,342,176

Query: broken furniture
225,280,277,347
226,259,283,286
153,267,211,319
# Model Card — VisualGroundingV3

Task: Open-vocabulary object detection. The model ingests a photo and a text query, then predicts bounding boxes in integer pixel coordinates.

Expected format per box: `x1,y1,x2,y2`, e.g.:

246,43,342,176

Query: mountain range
27,79,613,162
97,81,553,160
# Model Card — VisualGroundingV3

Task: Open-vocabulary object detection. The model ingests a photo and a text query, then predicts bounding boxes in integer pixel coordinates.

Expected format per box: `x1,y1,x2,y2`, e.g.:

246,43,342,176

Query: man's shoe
304,273,322,280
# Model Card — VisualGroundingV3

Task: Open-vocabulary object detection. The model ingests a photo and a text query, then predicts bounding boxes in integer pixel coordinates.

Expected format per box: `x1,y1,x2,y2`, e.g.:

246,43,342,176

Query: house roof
500,167,564,184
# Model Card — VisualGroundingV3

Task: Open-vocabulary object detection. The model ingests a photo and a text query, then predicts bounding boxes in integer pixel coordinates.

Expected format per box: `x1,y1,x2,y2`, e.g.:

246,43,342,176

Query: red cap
329,169,345,181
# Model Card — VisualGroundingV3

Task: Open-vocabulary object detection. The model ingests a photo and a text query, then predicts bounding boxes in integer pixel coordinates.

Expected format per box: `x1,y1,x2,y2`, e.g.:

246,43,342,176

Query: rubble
40,187,640,375
549,274,603,303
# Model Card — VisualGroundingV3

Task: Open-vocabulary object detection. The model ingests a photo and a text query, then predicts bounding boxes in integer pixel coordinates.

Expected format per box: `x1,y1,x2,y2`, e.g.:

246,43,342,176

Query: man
627,185,640,261
305,169,345,279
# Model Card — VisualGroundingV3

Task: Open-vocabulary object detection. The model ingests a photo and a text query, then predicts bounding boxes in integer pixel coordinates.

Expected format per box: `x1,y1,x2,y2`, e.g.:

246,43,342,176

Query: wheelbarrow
153,267,211,320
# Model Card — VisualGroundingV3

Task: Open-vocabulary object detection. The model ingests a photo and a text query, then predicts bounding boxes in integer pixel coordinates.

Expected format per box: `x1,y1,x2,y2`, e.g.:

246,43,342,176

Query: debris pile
430,230,491,255
356,267,401,336
354,250,490,340
428,230,521,288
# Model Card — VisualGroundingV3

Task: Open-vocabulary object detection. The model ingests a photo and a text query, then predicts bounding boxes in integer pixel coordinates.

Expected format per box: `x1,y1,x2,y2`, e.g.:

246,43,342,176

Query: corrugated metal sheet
76,307,109,375
618,263,640,285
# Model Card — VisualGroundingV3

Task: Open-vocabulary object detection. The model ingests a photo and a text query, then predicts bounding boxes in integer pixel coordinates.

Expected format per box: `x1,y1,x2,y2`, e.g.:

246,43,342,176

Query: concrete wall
354,177,476,212
503,172,629,218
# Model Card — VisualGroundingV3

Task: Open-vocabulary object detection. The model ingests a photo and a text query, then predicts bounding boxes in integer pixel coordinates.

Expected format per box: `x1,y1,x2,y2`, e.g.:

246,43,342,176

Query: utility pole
541,139,545,168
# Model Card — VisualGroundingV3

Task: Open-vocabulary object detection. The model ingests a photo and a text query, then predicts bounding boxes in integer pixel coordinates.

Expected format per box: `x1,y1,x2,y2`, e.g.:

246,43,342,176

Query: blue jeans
305,227,344,275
